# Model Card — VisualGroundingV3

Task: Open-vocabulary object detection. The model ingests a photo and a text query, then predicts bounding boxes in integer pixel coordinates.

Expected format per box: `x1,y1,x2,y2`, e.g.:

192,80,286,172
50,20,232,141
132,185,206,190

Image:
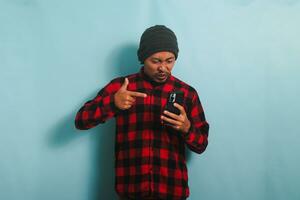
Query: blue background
1,0,299,199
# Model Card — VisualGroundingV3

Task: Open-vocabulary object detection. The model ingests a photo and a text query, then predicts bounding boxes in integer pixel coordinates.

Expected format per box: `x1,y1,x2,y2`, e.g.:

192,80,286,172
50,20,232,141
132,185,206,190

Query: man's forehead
150,52,175,59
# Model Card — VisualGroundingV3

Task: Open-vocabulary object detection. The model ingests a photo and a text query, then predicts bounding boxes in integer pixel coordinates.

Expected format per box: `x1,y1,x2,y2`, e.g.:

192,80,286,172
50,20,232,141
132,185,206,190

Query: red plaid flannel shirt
75,67,209,200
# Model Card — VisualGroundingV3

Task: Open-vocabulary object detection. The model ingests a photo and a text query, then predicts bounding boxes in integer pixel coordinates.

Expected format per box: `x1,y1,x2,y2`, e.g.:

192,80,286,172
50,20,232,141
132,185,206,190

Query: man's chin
154,76,168,83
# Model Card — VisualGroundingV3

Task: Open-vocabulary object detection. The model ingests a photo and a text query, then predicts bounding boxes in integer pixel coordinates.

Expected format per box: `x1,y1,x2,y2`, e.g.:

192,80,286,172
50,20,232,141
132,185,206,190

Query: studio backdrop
0,0,299,200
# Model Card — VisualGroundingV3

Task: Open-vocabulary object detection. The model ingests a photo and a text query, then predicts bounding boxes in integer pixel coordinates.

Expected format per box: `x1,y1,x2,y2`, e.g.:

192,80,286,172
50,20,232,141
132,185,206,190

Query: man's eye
167,60,174,64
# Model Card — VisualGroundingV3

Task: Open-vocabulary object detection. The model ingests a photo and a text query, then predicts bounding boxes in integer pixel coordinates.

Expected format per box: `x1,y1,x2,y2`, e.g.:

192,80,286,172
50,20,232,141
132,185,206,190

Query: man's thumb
121,77,129,90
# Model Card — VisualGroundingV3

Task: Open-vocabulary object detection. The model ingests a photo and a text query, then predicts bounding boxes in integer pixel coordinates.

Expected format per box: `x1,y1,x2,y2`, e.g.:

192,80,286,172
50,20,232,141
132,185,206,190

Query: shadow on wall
47,90,119,200
47,44,140,200
102,44,141,78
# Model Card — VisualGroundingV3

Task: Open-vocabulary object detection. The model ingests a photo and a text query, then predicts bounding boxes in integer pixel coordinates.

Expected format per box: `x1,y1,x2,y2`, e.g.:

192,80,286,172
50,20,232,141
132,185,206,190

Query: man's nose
158,65,167,72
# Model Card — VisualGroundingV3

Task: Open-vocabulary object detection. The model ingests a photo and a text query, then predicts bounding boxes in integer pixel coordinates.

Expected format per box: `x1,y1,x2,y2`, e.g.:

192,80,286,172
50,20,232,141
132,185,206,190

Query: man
75,25,209,200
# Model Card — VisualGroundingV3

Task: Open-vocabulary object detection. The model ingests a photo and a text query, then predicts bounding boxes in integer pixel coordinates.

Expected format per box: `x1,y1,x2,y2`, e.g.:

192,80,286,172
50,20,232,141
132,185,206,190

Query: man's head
143,51,175,83
137,25,179,83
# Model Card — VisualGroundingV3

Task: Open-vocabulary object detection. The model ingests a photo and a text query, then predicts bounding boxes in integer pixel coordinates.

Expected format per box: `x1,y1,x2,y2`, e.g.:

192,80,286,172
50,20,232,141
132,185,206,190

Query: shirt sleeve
74,78,122,130
183,91,209,154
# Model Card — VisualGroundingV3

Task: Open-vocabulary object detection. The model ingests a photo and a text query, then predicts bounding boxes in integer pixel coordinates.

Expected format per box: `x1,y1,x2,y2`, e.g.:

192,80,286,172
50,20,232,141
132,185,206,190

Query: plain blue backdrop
1,0,299,200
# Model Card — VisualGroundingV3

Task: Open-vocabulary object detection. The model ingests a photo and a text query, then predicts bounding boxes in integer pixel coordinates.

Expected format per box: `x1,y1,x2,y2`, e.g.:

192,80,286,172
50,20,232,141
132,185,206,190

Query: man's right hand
114,78,147,110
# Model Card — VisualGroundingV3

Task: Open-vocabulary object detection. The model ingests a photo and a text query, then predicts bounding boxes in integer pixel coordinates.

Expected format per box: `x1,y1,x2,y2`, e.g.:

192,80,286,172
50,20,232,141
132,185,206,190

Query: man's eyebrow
166,56,175,60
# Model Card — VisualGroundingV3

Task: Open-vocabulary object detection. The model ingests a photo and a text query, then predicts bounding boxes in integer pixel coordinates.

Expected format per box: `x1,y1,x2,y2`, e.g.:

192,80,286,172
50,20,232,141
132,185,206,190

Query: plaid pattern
75,67,209,200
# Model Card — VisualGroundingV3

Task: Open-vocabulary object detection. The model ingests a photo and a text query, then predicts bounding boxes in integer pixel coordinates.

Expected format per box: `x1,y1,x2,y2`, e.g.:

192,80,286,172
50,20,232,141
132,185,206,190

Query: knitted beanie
137,25,179,64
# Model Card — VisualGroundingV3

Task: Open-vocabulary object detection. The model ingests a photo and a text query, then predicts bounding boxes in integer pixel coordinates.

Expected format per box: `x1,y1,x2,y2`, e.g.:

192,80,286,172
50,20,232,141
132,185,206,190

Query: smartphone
165,90,184,115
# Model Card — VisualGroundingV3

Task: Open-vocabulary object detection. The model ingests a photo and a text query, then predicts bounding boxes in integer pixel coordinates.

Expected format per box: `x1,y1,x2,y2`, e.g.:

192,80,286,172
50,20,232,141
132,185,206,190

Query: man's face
144,51,176,83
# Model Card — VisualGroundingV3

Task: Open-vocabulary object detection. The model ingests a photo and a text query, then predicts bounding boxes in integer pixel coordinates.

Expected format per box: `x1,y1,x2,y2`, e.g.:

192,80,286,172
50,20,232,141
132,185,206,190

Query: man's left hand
161,103,191,134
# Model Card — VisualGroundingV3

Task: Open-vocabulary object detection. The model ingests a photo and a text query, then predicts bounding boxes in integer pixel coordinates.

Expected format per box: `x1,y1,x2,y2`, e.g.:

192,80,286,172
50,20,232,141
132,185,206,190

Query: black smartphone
165,90,184,115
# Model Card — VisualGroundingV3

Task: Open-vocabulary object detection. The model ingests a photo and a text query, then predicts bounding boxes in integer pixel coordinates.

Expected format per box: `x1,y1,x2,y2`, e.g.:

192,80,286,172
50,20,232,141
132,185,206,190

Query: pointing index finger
128,91,147,98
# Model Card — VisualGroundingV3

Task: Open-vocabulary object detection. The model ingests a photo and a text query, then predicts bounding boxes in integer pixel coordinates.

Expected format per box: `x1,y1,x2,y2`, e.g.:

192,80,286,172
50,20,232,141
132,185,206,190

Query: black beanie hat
137,25,179,64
